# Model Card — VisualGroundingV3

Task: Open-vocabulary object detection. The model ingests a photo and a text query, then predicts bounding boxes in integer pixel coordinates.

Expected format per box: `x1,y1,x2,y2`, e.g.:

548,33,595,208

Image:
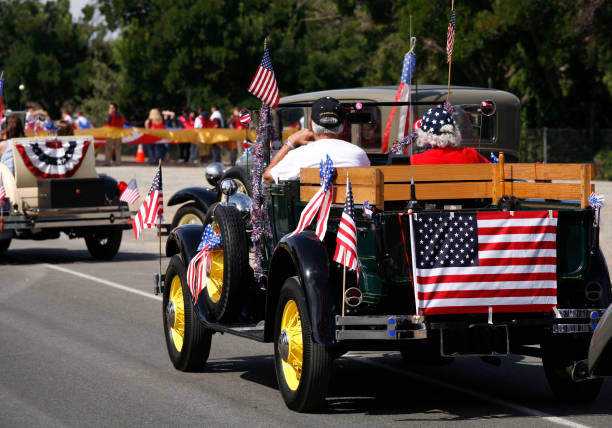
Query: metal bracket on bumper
552,308,606,334
335,315,427,341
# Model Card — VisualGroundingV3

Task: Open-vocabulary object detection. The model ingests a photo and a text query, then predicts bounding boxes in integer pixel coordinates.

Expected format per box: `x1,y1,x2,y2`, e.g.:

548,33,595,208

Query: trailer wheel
541,335,603,402
0,238,11,253
163,254,212,372
85,229,122,259
201,204,248,322
274,276,332,412
172,203,206,229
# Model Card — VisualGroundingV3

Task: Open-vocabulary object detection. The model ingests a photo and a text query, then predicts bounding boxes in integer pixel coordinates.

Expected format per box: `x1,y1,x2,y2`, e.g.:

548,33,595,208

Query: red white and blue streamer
15,137,91,179
187,224,223,302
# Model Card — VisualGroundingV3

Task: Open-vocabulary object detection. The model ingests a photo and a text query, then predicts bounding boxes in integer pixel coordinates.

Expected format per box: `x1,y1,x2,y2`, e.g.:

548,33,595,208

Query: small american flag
247,48,280,108
187,224,222,302
133,165,163,240
0,79,4,120
333,177,358,273
409,210,558,315
120,178,140,204
446,9,456,63
382,52,416,153
0,177,5,200
291,155,334,241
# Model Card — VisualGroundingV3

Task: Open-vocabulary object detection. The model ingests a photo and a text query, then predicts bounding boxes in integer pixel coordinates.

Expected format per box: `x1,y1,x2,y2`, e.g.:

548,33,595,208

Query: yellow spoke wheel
280,300,303,391
206,249,225,304
168,274,185,351
177,213,203,226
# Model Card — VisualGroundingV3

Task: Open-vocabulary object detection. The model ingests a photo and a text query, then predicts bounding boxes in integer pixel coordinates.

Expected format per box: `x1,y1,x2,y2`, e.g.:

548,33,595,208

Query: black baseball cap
311,96,344,127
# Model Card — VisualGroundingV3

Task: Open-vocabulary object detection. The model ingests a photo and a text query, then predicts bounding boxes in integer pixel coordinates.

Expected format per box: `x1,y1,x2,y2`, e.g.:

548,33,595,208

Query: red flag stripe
479,241,556,251
478,225,557,235
477,211,558,220
423,304,556,315
418,272,556,285
478,257,557,266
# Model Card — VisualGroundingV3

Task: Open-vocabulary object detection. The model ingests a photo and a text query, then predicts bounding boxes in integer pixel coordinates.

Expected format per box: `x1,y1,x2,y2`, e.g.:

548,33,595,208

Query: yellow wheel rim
177,213,203,226
280,299,303,391
206,249,224,303
168,274,185,352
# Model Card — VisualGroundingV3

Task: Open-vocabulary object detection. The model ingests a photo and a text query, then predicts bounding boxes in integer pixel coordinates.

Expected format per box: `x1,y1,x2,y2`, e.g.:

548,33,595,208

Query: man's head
415,106,461,148
311,96,344,136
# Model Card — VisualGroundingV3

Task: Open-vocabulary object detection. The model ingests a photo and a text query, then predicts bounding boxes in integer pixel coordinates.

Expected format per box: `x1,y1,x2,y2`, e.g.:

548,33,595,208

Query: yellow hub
177,213,202,226
280,299,303,391
206,249,224,303
168,274,185,352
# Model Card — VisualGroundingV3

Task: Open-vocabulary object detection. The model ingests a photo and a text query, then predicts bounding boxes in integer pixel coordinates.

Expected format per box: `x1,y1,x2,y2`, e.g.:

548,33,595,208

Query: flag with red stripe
133,165,163,240
119,178,140,204
382,52,415,153
333,177,358,274
290,155,334,241
0,79,4,121
409,210,558,315
247,48,280,109
186,224,222,302
446,8,456,63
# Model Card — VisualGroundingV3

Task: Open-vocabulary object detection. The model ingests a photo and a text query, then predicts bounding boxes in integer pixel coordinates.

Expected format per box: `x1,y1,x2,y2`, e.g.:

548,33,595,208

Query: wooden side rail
299,159,595,208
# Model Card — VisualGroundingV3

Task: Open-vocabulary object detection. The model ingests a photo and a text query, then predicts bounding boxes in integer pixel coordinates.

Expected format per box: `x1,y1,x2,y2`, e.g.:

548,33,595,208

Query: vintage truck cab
160,90,610,412
0,135,131,258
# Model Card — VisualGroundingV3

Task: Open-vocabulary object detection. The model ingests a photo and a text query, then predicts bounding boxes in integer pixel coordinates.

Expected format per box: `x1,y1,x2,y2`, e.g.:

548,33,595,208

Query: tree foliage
0,0,610,129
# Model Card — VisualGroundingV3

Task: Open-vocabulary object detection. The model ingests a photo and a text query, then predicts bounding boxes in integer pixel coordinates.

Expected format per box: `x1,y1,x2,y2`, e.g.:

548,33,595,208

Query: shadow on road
0,248,159,265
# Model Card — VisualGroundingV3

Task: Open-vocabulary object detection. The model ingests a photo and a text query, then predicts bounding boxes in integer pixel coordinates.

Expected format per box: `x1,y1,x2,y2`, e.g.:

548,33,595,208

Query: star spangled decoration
490,152,499,163
197,224,222,252
588,192,605,209
390,131,416,154
319,155,334,193
362,200,373,219
442,100,454,114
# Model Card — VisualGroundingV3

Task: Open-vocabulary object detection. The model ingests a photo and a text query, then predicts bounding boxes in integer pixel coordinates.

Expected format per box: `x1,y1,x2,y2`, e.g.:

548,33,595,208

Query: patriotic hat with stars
415,106,462,148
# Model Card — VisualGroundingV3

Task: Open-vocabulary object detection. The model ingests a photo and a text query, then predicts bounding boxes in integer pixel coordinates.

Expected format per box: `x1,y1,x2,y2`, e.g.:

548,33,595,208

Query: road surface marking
44,264,162,302
353,357,592,428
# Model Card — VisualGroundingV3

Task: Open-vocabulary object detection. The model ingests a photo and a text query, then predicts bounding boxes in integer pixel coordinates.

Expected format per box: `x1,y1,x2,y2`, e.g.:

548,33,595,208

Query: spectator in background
56,120,74,136
210,105,224,163
228,107,247,165
145,108,166,164
76,110,92,129
105,102,125,166
0,115,27,175
192,106,210,164
177,108,194,162
61,108,73,126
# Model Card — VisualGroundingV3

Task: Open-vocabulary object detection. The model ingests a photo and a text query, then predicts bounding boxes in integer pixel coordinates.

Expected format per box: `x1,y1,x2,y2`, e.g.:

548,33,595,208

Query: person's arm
263,128,315,184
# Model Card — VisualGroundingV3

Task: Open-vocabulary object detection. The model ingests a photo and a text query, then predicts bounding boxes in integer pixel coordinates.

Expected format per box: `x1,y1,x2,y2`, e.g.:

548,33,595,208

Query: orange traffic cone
135,144,145,163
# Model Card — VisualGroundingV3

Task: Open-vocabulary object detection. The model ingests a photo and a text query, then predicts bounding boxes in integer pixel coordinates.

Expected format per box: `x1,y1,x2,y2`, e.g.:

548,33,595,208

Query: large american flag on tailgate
133,165,163,240
409,210,558,315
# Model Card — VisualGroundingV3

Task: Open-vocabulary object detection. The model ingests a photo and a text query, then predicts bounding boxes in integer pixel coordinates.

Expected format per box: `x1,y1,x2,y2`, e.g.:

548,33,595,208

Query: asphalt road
1,165,611,427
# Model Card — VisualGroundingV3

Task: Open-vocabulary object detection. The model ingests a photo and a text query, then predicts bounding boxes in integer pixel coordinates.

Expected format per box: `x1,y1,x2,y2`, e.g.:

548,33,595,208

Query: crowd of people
0,103,250,167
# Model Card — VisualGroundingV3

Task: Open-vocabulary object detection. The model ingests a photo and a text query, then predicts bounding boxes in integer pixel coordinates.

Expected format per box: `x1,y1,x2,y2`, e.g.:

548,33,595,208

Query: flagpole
158,159,162,292
446,0,455,101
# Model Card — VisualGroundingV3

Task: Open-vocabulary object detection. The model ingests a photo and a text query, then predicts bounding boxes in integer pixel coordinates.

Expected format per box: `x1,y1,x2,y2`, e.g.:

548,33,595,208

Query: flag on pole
247,48,280,109
186,224,222,302
133,165,163,240
409,210,558,315
446,8,456,63
333,177,359,274
382,52,416,153
120,178,140,204
0,179,5,200
290,155,334,241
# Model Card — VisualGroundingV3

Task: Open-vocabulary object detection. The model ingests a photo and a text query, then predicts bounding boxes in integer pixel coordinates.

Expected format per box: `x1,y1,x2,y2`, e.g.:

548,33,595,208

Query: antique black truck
159,89,610,412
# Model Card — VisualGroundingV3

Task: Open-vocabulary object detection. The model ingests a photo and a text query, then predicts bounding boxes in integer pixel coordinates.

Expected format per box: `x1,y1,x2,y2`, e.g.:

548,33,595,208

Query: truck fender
165,224,203,264
265,232,336,346
167,187,218,210
98,173,123,202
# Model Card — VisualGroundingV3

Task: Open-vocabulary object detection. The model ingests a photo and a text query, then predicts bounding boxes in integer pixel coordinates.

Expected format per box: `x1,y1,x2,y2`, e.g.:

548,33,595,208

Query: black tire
218,166,252,202
541,335,603,402
0,238,11,253
85,229,122,259
171,203,206,229
274,276,332,412
163,254,212,372
201,204,248,322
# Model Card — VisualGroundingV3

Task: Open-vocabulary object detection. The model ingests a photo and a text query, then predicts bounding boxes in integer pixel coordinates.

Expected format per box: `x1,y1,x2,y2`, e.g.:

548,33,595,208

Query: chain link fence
521,128,612,179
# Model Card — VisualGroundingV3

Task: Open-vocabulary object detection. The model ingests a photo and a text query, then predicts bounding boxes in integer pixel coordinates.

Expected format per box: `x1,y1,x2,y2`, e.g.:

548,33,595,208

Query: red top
150,122,165,129
410,147,489,165
105,112,125,127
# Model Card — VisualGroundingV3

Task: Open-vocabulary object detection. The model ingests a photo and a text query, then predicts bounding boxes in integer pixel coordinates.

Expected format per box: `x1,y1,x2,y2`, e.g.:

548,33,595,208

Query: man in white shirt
264,96,370,184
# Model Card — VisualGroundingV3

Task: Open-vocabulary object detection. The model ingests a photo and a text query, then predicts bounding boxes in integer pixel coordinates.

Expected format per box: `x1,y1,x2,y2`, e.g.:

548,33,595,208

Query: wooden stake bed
299,155,595,208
